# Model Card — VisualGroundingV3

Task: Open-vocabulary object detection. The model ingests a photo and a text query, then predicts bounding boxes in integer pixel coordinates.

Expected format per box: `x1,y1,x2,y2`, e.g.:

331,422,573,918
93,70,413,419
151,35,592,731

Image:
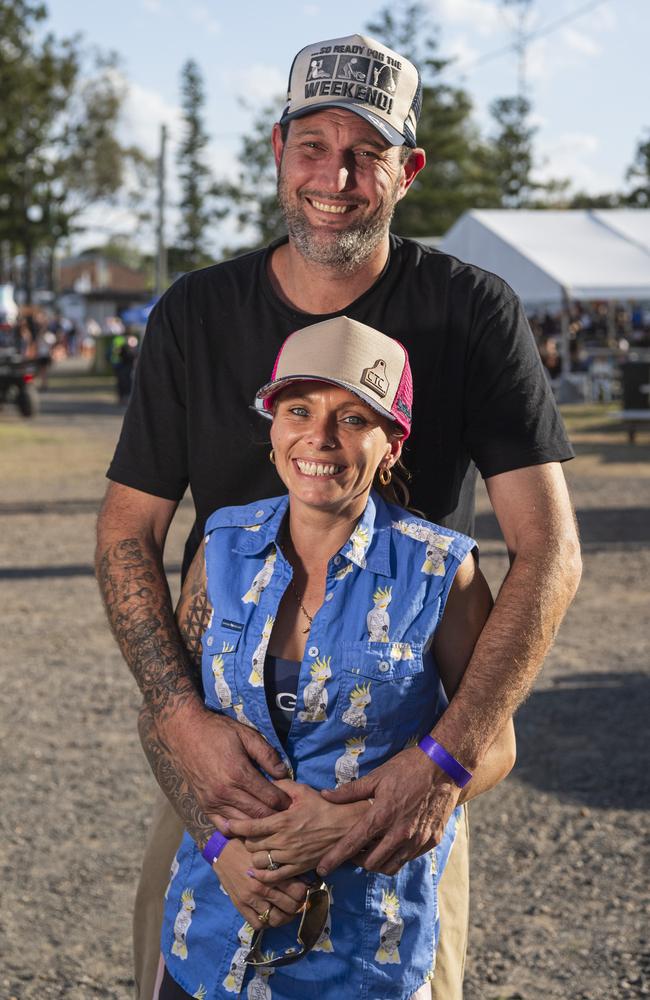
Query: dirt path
1,363,648,999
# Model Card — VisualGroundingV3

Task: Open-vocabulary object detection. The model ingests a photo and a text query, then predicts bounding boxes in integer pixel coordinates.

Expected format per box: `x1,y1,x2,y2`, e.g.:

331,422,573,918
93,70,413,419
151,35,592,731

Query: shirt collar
231,490,392,577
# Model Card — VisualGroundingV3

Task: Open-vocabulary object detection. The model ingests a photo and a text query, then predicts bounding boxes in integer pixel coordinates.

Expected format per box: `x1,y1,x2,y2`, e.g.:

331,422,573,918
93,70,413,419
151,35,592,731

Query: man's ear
271,122,285,171
397,148,426,200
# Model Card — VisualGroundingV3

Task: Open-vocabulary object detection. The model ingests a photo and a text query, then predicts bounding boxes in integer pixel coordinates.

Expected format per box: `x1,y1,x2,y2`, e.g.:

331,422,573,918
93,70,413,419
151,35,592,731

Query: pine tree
175,59,223,271
624,130,650,206
367,2,501,236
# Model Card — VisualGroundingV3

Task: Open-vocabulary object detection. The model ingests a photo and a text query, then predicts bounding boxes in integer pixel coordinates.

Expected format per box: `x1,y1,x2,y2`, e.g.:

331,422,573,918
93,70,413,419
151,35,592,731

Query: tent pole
559,291,571,402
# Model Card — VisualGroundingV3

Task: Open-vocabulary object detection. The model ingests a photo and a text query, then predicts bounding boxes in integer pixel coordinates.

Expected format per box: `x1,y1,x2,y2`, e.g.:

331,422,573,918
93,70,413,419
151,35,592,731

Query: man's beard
277,172,399,273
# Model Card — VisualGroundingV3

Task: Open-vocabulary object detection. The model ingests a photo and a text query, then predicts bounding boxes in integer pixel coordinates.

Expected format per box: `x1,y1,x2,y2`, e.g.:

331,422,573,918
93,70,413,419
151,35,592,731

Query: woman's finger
247,863,309,884
249,849,292,869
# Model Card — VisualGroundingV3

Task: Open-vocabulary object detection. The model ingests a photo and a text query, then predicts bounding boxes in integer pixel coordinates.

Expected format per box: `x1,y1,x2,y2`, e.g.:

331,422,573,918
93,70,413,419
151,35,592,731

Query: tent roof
438,209,650,306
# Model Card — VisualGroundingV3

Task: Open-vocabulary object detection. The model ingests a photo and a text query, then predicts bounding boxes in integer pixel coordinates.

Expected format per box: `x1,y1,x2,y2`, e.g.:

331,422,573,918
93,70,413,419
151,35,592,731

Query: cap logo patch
361,359,389,398
303,43,403,116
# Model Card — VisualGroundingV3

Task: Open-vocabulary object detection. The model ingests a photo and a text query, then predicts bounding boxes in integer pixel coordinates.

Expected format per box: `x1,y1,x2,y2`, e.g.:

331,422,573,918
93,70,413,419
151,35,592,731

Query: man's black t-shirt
108,235,573,576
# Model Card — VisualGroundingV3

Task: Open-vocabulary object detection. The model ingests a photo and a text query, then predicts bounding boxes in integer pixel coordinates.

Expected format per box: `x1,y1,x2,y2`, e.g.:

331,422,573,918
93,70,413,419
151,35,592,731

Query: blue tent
121,297,159,326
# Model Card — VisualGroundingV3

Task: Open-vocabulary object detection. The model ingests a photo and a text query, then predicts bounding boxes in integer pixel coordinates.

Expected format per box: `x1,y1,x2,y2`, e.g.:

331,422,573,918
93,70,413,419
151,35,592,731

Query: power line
461,0,613,72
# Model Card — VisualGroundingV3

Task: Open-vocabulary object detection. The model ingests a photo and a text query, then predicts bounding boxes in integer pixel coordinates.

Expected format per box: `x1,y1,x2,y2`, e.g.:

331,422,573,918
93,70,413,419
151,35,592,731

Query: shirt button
255,509,264,518
206,636,214,647
333,555,341,565
379,660,390,672
308,646,319,658
325,592,334,602
204,535,210,544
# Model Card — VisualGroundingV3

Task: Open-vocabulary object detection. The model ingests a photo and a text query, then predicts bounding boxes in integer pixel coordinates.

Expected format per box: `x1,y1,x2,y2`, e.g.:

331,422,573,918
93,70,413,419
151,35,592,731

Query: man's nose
318,152,353,193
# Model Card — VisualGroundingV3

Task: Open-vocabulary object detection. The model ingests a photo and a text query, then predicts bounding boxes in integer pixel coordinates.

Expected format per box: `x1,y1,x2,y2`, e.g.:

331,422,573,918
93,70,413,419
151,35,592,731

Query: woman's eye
289,406,309,416
343,414,365,425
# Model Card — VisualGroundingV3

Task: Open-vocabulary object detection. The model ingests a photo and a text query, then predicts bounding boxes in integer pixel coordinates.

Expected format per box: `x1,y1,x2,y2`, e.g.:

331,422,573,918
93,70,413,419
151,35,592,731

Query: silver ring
267,850,280,871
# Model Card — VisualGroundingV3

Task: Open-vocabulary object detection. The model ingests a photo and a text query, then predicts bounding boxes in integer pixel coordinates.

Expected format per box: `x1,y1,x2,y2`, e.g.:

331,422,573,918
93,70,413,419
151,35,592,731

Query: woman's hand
227,780,370,882
214,838,309,929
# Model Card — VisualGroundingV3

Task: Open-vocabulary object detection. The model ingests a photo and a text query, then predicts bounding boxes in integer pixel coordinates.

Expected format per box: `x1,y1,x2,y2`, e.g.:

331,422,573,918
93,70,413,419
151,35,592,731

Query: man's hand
162,706,291,823
316,748,460,876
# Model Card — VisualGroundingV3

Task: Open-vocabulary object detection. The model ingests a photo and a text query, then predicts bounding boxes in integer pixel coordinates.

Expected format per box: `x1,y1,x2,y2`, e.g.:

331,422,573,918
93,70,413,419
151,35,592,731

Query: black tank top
264,654,300,746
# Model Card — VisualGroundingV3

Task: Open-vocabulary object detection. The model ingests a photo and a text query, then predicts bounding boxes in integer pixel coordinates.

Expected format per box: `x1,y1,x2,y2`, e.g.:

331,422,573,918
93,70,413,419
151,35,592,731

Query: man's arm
317,462,581,875
95,481,290,822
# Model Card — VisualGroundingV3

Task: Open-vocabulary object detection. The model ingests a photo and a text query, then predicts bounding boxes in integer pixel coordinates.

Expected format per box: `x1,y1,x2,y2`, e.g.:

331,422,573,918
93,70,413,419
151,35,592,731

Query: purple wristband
417,735,472,789
201,830,229,865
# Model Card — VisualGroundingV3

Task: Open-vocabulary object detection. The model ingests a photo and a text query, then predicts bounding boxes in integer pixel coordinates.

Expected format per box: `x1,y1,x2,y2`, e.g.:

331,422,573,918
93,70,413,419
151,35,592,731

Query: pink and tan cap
280,34,422,147
254,316,413,438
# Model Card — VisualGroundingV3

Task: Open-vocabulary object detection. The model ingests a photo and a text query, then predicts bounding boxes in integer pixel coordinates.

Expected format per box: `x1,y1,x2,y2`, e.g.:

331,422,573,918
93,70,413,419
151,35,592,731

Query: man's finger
227,815,279,839
320,775,375,804
238,727,289,779
207,782,282,819
316,813,383,875
360,834,415,872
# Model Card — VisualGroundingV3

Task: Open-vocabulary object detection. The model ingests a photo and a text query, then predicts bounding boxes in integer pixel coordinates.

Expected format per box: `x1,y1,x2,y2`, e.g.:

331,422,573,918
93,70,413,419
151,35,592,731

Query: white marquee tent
438,209,650,308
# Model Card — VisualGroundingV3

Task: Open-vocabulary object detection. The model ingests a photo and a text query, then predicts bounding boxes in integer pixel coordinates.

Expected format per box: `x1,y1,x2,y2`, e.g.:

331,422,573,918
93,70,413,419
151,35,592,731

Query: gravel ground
1,362,648,1000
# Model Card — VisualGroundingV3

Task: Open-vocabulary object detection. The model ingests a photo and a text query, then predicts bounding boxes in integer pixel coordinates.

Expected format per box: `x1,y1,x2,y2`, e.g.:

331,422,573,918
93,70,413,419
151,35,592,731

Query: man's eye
356,150,378,160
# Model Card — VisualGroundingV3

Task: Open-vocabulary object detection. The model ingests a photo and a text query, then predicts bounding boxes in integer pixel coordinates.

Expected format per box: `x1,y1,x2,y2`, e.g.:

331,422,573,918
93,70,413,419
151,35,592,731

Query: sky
43,0,650,252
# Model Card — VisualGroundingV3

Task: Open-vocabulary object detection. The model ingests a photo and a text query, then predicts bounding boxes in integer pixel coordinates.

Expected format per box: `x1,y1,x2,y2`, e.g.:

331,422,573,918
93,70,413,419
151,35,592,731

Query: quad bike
0,345,40,417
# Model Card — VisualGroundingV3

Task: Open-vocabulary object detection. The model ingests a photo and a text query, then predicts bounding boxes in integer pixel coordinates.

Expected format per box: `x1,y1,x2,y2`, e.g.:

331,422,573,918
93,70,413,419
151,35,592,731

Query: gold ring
258,906,271,925
267,851,280,871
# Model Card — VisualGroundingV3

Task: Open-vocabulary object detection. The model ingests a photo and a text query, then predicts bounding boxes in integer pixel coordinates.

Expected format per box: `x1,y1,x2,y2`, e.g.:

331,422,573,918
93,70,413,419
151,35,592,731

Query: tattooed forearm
96,535,198,719
138,704,215,847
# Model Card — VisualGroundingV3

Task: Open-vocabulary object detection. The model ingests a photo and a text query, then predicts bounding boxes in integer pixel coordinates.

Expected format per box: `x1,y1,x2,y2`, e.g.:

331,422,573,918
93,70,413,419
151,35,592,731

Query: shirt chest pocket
202,626,243,713
335,640,428,733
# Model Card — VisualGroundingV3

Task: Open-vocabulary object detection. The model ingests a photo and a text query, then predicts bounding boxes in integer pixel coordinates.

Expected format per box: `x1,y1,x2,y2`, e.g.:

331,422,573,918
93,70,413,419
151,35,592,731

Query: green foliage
0,0,151,294
216,100,287,257
623,130,650,206
368,2,502,236
175,59,225,271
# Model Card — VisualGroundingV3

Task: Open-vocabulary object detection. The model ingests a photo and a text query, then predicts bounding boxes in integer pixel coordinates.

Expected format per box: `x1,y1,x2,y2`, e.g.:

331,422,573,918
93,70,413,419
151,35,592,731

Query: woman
157,316,515,1000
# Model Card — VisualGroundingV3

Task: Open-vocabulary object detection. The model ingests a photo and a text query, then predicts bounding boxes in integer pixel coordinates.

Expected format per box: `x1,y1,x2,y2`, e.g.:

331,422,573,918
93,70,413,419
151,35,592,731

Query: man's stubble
277,166,401,274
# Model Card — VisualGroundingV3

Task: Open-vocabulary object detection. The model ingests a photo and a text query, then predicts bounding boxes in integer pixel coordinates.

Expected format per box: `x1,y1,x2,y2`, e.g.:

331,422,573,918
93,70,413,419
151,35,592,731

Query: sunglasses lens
298,888,330,949
245,884,331,967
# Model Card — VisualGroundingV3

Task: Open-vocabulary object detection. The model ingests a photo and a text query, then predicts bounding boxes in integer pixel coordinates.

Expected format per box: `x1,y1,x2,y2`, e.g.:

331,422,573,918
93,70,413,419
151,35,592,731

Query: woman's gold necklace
282,525,314,634
288,576,314,634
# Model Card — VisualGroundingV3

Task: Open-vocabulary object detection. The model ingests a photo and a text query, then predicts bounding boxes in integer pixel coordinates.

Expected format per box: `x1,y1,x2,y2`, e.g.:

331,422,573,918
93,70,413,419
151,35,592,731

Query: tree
0,0,149,298
367,2,501,236
489,95,537,207
175,59,224,272
216,99,288,257
624,130,650,206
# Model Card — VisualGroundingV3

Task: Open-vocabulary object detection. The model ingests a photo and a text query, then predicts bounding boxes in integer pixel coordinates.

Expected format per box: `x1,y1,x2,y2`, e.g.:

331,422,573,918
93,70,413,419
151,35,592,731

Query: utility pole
501,0,534,100
154,123,167,298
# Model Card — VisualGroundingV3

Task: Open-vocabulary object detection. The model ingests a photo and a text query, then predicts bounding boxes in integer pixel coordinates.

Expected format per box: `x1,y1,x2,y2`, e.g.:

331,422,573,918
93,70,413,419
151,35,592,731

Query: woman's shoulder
204,495,287,536
381,498,476,566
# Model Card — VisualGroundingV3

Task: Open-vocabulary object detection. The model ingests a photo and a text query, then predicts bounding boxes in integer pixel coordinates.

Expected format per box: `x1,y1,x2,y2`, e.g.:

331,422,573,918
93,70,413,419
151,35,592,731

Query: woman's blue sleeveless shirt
162,491,476,1000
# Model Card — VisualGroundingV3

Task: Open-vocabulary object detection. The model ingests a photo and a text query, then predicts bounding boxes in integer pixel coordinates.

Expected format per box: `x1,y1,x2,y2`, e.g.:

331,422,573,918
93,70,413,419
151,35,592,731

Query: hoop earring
269,449,276,465
378,467,392,486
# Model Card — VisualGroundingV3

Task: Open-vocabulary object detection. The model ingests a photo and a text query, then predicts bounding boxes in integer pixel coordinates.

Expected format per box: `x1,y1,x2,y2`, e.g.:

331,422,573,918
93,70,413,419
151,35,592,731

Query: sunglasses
244,880,330,968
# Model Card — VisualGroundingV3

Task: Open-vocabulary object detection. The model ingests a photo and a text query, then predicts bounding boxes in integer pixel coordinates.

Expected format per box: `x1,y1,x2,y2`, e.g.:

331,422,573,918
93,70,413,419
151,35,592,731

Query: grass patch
560,402,622,436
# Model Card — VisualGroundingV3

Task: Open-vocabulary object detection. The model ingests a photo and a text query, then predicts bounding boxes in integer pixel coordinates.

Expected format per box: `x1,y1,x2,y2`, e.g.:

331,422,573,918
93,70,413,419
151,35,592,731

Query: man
96,33,581,1000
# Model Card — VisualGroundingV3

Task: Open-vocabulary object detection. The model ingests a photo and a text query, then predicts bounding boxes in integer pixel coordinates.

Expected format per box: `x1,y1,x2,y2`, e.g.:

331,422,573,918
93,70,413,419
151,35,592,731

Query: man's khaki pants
133,792,469,1000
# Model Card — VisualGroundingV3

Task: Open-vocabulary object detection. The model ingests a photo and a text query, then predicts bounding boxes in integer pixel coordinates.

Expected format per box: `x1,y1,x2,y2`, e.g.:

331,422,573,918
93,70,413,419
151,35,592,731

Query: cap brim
254,374,404,432
280,102,407,147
